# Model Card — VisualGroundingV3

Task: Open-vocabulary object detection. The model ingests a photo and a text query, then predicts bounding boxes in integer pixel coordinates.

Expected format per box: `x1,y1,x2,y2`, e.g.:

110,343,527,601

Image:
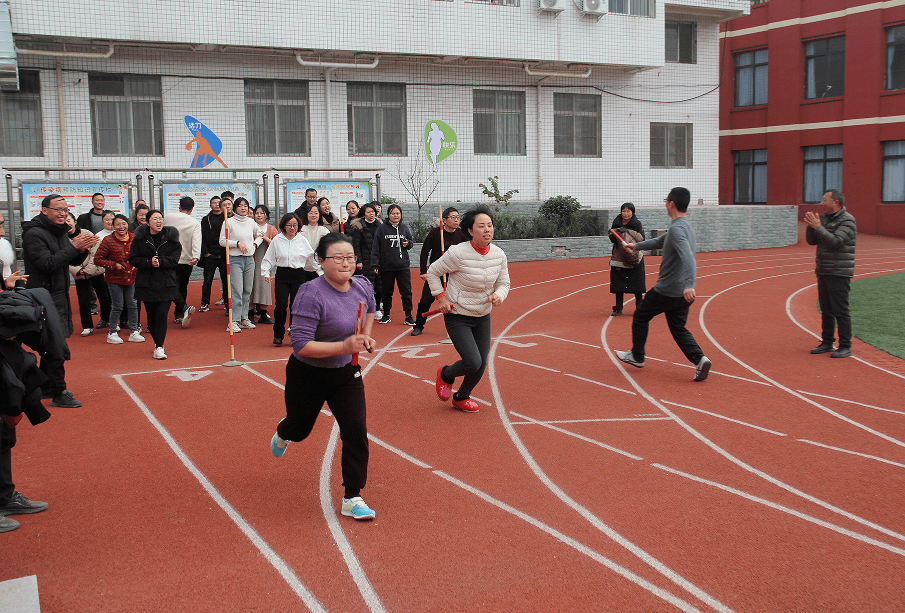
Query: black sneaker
0,491,48,516
410,327,423,337
810,342,835,354
95,320,109,330
199,304,210,313
404,316,416,326
273,337,283,346
50,390,82,408
378,315,391,324
831,347,852,358
258,313,275,325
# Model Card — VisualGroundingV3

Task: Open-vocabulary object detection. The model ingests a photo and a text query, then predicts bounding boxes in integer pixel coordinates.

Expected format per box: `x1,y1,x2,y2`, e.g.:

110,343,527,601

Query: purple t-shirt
289,275,376,368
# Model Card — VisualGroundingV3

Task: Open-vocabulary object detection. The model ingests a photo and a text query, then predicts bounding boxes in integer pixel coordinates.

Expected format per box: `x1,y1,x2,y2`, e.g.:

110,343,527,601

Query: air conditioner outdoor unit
538,0,564,12
580,0,605,17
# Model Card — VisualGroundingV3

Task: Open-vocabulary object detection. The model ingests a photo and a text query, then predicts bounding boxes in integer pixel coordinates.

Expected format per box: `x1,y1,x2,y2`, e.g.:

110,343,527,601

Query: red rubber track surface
3,225,905,612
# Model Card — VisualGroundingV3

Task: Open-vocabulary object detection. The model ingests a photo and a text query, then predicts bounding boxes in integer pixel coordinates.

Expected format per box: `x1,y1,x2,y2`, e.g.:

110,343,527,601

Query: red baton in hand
351,300,365,366
609,228,627,245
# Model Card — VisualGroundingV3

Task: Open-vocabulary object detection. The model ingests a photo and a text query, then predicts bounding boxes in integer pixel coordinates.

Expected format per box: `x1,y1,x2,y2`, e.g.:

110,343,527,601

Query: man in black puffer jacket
805,189,857,358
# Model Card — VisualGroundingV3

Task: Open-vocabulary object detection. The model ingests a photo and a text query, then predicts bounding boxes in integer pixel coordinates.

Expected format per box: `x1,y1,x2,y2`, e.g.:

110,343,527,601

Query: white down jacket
426,241,510,318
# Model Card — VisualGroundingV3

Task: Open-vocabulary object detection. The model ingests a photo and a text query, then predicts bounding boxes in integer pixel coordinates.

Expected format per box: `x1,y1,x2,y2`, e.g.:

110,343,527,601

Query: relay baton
609,228,627,245
351,300,365,366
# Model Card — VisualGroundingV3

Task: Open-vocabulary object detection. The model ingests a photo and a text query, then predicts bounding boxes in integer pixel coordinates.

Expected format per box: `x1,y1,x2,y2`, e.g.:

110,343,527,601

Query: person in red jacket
94,215,145,344
411,207,466,337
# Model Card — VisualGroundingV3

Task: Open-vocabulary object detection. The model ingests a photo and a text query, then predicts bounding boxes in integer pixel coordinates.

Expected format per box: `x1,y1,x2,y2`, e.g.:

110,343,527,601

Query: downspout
296,56,379,170
56,57,67,174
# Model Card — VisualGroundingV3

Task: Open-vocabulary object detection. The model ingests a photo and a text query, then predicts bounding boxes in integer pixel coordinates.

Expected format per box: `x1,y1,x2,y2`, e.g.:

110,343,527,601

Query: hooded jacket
128,225,183,302
371,218,414,272
805,206,857,278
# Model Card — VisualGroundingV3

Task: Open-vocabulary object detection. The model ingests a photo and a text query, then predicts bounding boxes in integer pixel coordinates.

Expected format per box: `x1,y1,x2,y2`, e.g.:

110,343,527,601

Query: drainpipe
56,57,67,175
296,56,379,170
16,45,114,59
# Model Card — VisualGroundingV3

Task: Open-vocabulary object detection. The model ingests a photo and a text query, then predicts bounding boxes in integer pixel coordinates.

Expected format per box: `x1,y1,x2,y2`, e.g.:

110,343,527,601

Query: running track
4,225,905,612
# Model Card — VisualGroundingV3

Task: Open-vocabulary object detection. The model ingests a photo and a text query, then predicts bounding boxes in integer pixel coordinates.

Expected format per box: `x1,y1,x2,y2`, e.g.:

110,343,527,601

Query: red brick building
719,0,905,237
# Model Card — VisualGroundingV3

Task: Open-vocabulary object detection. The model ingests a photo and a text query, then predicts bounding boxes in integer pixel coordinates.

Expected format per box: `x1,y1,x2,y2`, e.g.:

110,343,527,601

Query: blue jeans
442,313,492,399
107,283,140,333
229,255,255,322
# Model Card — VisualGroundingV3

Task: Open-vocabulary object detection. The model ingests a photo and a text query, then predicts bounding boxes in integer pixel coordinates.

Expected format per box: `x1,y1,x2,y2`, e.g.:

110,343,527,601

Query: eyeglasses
284,224,299,229
45,207,69,213
327,255,356,264
446,215,460,221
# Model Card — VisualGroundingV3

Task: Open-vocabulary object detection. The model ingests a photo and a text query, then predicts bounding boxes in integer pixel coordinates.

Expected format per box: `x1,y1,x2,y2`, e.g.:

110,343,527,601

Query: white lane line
538,334,603,349
490,284,735,613
243,364,331,415
510,417,672,425
652,463,905,558
376,362,421,378
797,440,905,469
509,411,645,460
785,267,905,380
796,391,905,417
114,357,288,377
112,375,328,613
433,471,709,613
498,356,561,372
564,373,637,395
660,401,788,437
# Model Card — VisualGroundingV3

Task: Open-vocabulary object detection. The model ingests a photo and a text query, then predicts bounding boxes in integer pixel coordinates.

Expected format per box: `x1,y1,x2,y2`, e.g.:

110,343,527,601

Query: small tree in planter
478,176,519,212
390,158,440,221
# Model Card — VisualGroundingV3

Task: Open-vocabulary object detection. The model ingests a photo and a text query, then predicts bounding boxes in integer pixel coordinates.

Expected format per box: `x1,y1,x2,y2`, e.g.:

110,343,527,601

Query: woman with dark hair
219,197,263,332
345,200,360,229
609,202,646,316
270,232,378,521
318,197,340,233
301,203,329,283
370,203,414,325
94,214,144,344
66,212,112,336
129,201,149,232
353,203,383,317
262,213,319,347
129,209,182,359
427,204,510,413
250,204,279,324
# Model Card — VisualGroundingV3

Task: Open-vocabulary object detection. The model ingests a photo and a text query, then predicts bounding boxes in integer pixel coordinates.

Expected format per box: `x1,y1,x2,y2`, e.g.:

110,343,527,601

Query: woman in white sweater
261,213,320,346
300,203,330,283
219,197,263,331
426,204,510,413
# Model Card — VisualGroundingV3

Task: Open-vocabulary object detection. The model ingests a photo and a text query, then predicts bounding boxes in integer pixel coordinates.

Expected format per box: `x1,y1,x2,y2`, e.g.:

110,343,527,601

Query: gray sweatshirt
633,217,696,298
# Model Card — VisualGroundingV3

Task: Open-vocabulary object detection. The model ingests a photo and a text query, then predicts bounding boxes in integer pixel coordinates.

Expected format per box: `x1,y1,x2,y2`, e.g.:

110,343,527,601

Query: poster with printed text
21,182,130,221
285,180,372,224
160,182,258,224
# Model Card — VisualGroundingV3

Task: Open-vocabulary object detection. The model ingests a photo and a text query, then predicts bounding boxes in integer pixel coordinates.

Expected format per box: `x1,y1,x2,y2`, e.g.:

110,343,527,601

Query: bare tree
390,158,441,221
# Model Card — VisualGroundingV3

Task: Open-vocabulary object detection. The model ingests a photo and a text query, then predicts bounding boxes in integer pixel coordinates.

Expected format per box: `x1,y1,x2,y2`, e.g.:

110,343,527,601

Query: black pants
273,267,306,340
278,358,368,498
201,258,228,306
615,292,644,311
441,313,492,399
75,275,111,329
144,300,171,348
0,418,14,504
414,280,436,328
817,275,852,349
379,269,412,317
631,288,704,364
361,270,381,308
173,263,193,318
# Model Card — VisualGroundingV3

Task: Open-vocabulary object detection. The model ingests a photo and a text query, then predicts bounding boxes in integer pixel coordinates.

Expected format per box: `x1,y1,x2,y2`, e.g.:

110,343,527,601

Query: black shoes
0,491,48,516
811,342,835,354
831,347,852,358
95,320,109,329
258,313,275,325
404,316,416,326
378,315,391,324
50,390,82,408
273,337,283,346
410,327,423,337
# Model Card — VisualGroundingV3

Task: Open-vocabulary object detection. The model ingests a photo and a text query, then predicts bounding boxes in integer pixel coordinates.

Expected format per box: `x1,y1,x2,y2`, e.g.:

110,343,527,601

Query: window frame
733,149,767,204
882,140,905,203
804,36,845,100
244,79,311,157
89,73,164,157
0,70,43,157
649,122,693,169
802,144,843,203
346,82,408,157
735,49,768,107
887,26,905,91
665,20,697,64
553,93,601,158
473,89,527,156
608,0,654,17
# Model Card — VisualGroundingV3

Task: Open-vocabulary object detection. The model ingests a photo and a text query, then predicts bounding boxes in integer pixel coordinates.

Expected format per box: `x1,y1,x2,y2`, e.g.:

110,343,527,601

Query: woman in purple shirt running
269,233,379,520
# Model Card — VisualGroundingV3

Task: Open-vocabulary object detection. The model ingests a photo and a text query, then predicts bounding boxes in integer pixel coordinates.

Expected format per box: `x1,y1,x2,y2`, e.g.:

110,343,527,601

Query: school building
719,0,905,237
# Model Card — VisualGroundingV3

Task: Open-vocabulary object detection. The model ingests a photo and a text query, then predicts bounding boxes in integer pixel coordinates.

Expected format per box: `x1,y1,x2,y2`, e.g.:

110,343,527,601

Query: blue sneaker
341,497,376,520
271,433,288,458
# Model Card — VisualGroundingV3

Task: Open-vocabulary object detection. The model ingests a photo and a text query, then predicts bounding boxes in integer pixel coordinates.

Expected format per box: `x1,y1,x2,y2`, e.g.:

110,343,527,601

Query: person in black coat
200,195,230,312
352,203,383,316
129,210,182,360
609,202,646,316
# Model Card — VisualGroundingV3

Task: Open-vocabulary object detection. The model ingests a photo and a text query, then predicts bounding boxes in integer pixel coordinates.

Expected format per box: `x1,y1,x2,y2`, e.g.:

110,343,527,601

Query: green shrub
538,195,581,229
408,218,430,243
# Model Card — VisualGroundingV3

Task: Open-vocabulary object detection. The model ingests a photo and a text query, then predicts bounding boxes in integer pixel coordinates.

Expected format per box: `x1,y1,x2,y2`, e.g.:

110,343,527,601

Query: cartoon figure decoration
423,120,457,169
184,116,228,169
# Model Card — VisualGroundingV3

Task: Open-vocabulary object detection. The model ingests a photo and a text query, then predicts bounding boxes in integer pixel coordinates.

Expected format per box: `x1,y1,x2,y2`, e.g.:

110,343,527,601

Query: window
805,37,845,99
803,145,842,203
735,49,768,107
887,26,905,90
1,70,43,156
734,149,767,203
666,21,696,64
347,83,407,156
553,93,600,157
882,141,905,202
650,123,692,168
473,90,526,155
89,74,163,156
608,0,653,16
245,80,310,156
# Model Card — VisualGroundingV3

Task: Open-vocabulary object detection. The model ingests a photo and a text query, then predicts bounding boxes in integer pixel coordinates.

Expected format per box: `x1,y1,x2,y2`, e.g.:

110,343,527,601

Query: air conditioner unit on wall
538,0,565,13
579,0,605,18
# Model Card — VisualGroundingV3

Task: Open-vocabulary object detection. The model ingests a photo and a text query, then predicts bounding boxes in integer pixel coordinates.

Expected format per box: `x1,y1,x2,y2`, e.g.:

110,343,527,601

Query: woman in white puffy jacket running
426,204,510,413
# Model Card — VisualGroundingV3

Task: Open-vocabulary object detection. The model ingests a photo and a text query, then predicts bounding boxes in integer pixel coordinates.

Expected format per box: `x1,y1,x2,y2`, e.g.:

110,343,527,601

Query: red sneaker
452,397,480,413
435,366,452,402
3,414,23,427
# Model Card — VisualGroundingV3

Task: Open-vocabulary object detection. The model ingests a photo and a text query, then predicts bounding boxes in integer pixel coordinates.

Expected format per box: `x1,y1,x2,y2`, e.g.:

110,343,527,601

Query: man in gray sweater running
616,187,711,382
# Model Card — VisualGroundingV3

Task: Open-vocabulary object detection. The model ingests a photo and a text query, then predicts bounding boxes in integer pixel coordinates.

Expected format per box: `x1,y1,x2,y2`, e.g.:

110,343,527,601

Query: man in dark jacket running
411,207,466,336
805,189,857,358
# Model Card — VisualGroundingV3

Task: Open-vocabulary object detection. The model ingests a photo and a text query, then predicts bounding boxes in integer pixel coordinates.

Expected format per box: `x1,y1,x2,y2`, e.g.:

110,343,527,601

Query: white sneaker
128,331,146,343
375,310,383,320
182,305,195,328
107,332,123,344
239,318,256,329
228,321,242,333
80,328,93,337
153,346,167,360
